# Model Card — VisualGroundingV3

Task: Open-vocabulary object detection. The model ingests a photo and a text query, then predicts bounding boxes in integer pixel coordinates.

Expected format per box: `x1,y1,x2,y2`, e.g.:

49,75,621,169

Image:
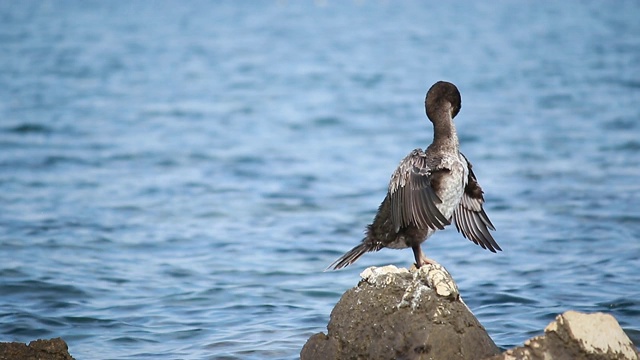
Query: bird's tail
325,243,372,271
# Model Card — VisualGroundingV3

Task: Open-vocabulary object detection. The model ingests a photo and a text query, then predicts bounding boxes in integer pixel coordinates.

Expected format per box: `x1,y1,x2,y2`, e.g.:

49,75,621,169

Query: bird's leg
412,245,436,268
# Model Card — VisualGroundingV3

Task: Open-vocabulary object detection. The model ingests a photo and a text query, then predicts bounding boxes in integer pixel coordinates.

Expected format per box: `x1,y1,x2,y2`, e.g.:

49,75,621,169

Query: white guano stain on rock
397,279,432,310
419,263,459,300
360,265,409,286
359,264,460,310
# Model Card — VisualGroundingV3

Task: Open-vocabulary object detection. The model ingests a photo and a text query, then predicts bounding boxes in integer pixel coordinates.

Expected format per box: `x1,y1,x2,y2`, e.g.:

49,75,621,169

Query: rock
485,311,640,360
0,337,75,360
301,264,501,360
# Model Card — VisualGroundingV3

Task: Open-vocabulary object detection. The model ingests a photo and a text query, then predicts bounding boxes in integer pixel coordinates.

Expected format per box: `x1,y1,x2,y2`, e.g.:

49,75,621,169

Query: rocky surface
487,311,639,360
302,265,639,360
0,337,75,360
2,271,637,360
301,264,501,360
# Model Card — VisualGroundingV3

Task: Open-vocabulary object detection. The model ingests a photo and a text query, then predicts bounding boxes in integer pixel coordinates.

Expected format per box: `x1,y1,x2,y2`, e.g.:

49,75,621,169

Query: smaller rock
485,311,639,360
0,337,75,360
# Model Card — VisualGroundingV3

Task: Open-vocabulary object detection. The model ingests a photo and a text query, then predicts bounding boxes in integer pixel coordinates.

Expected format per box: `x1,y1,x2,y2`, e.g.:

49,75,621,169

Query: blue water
1,1,639,359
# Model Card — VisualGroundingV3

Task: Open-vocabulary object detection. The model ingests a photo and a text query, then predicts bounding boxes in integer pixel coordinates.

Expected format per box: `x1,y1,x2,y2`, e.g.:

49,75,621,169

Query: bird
327,81,501,270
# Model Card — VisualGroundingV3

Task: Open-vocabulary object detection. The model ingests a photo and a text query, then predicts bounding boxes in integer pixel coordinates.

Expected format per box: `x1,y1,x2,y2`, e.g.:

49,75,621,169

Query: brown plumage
327,81,501,271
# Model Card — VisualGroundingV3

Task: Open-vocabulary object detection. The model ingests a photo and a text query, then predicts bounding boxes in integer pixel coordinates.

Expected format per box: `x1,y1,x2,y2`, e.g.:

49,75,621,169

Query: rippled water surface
1,1,639,359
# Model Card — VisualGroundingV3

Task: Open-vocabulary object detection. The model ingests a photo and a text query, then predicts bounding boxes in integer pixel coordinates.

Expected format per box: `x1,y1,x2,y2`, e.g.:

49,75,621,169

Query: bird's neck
432,116,459,151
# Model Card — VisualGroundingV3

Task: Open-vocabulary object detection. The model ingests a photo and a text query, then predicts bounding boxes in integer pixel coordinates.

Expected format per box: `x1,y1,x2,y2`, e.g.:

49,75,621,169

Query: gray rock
301,264,501,360
485,311,640,360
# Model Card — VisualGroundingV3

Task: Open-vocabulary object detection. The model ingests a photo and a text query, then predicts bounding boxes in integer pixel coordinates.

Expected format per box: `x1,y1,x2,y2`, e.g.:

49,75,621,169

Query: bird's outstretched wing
453,154,501,252
388,149,450,233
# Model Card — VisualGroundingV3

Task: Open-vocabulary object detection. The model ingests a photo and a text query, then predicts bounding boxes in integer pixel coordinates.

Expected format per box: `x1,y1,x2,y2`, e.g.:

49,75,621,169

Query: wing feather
389,149,450,233
453,154,502,252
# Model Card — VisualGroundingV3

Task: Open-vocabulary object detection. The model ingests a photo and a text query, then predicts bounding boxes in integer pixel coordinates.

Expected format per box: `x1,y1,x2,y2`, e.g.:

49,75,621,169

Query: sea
1,1,639,359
